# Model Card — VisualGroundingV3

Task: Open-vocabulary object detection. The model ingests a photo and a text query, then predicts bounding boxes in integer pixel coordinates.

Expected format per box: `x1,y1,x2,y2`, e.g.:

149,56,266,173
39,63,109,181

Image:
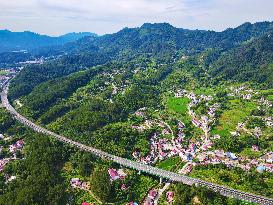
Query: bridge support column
160,177,162,184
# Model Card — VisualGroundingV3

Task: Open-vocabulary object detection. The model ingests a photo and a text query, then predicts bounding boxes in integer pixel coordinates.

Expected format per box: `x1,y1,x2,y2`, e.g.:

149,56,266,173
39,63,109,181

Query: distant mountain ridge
0,30,97,53
56,21,273,58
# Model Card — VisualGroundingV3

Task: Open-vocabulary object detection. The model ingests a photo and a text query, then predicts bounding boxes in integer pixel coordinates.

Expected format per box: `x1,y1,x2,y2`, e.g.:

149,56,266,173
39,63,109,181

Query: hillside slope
210,32,273,87
9,21,273,100
0,30,97,53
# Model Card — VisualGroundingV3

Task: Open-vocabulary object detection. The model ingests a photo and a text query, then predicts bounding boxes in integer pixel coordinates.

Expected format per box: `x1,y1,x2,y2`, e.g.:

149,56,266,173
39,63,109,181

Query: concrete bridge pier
159,177,162,184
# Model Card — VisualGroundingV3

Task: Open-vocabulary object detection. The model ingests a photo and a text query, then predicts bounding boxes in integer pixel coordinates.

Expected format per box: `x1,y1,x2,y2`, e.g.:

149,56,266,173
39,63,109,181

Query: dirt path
154,182,171,205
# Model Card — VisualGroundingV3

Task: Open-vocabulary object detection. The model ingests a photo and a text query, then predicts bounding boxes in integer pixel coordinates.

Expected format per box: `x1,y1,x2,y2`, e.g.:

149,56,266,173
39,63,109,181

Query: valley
0,21,272,205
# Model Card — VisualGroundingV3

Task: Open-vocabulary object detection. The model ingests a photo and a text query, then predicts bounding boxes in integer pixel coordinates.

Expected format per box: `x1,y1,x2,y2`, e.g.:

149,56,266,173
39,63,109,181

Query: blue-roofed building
226,152,238,160
256,166,266,173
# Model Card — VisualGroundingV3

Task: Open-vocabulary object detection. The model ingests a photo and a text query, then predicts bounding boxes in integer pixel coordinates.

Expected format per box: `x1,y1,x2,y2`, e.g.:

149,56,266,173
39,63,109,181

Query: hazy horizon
1,20,273,37
0,0,273,36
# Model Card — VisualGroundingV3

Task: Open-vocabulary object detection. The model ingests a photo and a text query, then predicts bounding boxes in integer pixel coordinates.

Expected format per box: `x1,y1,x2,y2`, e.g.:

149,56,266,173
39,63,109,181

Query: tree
78,154,94,177
0,135,67,205
246,117,265,129
89,166,112,203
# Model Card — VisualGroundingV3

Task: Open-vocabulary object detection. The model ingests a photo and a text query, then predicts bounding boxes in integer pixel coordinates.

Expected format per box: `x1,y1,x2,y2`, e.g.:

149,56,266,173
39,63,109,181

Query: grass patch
166,97,190,115
267,95,273,101
240,148,262,159
165,96,203,139
259,89,273,95
215,99,256,135
157,156,181,171
211,129,230,137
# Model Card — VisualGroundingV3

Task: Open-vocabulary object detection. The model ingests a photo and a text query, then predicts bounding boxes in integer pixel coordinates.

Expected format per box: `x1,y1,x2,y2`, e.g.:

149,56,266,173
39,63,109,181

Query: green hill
0,30,97,53
9,21,273,100
210,31,273,87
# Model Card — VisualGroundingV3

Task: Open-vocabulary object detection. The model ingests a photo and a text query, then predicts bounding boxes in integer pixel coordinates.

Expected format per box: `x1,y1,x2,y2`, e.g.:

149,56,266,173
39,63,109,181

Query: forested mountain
0,30,97,53
59,21,273,56
8,21,273,100
210,31,273,87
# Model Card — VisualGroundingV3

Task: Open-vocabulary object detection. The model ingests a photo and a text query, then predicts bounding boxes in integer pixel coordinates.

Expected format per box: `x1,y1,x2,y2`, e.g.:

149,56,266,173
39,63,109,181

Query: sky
0,0,272,36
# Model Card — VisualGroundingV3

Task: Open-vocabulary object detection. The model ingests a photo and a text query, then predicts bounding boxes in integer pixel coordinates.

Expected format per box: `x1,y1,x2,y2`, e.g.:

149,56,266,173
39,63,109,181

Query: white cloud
0,0,272,35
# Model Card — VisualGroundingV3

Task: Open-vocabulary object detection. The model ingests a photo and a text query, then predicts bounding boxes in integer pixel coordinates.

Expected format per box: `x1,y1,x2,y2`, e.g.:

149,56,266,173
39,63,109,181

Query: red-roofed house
252,145,259,152
192,119,201,127
70,178,81,188
108,168,119,181
159,152,167,160
148,190,158,200
144,198,153,205
166,191,174,202
121,184,127,190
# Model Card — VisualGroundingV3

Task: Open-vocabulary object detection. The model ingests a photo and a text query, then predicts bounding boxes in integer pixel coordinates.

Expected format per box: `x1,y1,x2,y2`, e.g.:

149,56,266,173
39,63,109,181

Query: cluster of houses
100,69,129,97
133,107,148,120
176,90,273,175
0,137,25,173
0,75,10,88
9,140,24,153
144,190,158,205
177,121,186,139
131,91,224,169
70,178,90,190
0,158,10,172
131,119,155,132
131,88,273,203
175,89,213,102
132,125,219,169
133,131,183,165
19,58,44,65
228,86,272,109
166,191,174,203
190,148,273,174
178,90,220,139
264,117,273,127
0,68,21,89
258,97,272,108
236,115,273,139
228,86,256,100
107,168,129,192
144,189,174,205
261,152,273,163
236,122,264,138
0,154,23,172
185,90,272,174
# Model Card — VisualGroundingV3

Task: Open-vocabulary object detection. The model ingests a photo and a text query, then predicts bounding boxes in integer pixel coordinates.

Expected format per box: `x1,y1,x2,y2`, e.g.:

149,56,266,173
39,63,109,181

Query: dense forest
210,31,273,88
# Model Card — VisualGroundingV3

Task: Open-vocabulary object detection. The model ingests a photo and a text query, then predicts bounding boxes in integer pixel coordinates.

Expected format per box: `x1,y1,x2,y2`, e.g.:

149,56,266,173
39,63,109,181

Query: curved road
1,82,273,205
